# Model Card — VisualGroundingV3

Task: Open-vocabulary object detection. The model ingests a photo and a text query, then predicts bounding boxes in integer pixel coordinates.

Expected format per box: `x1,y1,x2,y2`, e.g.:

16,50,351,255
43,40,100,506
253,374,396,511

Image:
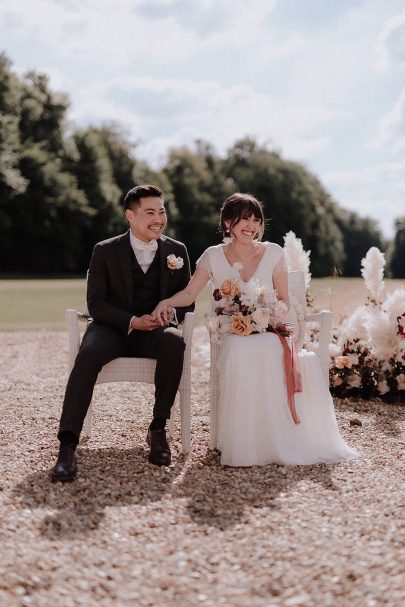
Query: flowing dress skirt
217,332,358,467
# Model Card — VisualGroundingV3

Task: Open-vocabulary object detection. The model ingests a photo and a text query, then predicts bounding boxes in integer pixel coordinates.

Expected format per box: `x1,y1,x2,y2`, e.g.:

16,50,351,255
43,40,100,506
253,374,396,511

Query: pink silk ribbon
274,330,303,424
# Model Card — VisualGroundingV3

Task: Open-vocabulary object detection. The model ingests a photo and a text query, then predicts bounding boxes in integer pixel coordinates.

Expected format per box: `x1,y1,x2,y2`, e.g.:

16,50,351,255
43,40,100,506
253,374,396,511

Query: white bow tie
133,239,158,253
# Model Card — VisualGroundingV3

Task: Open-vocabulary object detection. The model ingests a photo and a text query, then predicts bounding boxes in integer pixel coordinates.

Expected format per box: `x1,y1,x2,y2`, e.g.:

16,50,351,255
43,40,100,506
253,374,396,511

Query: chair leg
81,402,93,442
209,390,218,450
179,389,191,454
209,349,220,450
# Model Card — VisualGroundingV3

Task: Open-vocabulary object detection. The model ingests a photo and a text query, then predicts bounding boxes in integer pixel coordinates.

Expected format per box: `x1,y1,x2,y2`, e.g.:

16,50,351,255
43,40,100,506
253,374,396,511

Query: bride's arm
154,265,210,323
273,254,290,307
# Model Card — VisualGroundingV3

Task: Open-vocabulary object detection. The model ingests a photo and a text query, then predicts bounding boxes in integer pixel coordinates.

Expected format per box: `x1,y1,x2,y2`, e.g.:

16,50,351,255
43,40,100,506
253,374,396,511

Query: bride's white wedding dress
198,242,358,467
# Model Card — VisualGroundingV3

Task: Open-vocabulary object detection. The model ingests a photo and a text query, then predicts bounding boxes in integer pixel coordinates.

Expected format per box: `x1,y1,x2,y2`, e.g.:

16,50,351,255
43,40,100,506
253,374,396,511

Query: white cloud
68,75,341,166
375,7,405,69
322,160,405,236
368,88,405,151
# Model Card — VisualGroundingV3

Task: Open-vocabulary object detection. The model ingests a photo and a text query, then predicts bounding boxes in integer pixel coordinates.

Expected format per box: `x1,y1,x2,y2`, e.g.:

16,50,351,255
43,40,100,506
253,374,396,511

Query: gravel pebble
0,329,404,607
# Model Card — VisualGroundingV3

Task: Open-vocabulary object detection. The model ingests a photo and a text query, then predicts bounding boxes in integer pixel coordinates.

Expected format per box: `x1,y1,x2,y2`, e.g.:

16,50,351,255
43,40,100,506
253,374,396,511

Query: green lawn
0,277,403,331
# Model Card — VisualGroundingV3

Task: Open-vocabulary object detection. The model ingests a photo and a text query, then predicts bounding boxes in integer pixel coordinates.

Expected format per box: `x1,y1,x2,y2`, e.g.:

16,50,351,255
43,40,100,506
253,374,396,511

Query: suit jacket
87,231,194,335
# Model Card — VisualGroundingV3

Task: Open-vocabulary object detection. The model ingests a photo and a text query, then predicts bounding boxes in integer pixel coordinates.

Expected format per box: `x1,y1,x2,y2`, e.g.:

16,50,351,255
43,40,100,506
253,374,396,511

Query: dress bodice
198,242,284,303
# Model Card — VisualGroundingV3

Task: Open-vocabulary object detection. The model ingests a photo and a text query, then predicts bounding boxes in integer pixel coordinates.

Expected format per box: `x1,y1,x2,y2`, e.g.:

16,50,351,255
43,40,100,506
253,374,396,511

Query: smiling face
125,197,167,242
220,193,265,242
227,214,262,243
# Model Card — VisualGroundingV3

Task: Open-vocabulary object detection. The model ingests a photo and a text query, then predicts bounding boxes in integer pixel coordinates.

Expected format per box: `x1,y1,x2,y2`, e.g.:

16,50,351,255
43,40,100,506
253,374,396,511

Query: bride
154,193,358,467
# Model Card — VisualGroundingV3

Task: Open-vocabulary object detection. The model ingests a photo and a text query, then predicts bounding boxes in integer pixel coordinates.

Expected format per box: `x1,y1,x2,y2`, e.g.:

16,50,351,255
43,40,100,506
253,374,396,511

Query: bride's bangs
240,202,263,224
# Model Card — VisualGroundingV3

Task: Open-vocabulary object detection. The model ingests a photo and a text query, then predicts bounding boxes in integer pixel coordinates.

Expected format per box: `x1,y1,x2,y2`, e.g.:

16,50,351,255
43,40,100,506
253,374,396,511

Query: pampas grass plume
361,247,385,300
383,289,405,324
283,231,311,289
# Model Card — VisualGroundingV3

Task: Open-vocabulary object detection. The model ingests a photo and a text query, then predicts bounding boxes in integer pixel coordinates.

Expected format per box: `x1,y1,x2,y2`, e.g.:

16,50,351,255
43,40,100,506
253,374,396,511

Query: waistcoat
131,251,161,316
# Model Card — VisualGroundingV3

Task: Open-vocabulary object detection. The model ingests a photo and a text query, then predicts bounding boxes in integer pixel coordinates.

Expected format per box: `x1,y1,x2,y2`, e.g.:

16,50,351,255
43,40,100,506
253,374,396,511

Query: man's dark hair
124,184,163,210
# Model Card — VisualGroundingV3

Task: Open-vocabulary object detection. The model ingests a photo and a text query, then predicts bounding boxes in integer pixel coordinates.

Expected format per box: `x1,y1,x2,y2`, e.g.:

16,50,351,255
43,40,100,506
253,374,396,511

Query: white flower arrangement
167,254,184,270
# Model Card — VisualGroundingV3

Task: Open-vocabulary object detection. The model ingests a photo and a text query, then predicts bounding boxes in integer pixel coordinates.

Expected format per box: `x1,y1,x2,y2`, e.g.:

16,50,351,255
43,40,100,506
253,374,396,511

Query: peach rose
230,315,253,336
220,279,240,300
332,375,343,387
334,355,353,369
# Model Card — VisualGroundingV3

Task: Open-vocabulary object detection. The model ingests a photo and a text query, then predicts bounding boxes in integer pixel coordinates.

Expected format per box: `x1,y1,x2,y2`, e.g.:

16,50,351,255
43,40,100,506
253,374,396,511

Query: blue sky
1,0,404,237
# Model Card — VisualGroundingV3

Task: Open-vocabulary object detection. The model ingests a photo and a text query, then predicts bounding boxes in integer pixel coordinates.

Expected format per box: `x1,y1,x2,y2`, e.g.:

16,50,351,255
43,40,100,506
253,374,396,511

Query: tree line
1,53,404,277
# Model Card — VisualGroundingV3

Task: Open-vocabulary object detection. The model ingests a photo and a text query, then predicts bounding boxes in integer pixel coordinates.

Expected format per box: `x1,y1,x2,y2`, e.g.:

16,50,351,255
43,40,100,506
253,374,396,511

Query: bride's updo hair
220,193,265,239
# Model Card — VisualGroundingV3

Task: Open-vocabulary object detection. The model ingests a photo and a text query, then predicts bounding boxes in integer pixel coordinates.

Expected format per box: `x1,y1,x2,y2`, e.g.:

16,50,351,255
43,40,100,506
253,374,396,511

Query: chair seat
96,357,156,385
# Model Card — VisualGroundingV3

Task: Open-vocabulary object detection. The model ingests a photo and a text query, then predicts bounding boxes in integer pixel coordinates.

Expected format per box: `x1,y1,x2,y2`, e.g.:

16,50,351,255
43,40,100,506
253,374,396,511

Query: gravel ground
0,329,404,607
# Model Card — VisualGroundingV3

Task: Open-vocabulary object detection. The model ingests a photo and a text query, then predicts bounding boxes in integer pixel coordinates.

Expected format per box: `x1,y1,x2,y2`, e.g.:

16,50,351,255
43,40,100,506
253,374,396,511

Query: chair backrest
287,271,307,349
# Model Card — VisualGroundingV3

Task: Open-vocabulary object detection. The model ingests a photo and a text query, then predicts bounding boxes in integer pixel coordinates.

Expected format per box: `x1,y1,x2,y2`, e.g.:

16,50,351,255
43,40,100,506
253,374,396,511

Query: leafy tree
0,56,93,273
10,145,91,273
390,217,405,278
0,53,27,266
334,210,384,277
68,127,127,263
19,71,69,155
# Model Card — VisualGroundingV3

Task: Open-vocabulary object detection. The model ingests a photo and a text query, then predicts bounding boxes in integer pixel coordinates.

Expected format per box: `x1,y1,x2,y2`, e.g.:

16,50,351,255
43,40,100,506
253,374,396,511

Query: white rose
167,254,184,270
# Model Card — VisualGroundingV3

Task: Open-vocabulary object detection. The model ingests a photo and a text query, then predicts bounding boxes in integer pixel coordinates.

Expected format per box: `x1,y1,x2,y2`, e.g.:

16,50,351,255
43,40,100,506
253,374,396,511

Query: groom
52,184,193,481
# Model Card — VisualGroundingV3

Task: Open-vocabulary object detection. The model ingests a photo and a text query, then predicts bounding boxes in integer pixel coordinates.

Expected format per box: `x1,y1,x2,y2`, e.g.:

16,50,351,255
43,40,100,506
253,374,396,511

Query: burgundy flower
213,288,222,301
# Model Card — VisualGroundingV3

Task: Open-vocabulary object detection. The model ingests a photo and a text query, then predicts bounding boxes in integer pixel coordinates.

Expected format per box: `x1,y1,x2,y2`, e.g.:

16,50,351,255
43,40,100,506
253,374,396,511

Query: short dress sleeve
196,249,212,276
272,247,287,278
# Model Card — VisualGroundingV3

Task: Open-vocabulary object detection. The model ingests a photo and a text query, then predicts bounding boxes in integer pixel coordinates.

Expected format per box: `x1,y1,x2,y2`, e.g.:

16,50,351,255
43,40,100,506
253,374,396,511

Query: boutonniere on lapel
167,254,184,272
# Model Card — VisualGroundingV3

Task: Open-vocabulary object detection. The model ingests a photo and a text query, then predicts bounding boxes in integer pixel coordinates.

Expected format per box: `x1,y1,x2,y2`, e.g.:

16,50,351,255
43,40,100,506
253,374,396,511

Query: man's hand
130,314,162,331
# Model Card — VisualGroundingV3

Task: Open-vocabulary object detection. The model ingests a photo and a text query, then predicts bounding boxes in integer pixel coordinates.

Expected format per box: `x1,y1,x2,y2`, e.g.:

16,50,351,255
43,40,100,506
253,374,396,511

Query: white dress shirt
129,231,158,273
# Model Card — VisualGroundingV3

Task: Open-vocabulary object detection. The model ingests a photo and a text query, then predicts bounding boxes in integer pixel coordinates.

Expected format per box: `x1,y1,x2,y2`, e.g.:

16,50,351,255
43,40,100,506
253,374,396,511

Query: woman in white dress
154,193,358,467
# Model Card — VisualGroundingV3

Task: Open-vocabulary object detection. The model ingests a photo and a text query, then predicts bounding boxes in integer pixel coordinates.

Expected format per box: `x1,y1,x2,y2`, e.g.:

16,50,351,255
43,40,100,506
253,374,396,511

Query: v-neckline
221,243,268,283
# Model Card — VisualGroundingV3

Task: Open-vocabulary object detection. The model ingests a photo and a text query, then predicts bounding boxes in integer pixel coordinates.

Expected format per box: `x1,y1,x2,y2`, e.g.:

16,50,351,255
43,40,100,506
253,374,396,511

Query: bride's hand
153,300,173,325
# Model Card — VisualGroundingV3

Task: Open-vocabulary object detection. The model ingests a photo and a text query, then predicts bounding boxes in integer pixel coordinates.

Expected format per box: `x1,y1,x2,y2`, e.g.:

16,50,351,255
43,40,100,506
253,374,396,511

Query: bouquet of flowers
205,275,292,342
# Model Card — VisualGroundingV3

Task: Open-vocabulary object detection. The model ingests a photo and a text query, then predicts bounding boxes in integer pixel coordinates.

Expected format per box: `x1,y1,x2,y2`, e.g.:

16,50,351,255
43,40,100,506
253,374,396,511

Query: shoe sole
148,454,171,467
50,470,77,483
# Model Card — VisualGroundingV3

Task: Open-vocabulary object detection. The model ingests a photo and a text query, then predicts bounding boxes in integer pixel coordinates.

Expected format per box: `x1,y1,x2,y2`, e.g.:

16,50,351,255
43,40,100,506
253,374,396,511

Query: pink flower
332,375,343,387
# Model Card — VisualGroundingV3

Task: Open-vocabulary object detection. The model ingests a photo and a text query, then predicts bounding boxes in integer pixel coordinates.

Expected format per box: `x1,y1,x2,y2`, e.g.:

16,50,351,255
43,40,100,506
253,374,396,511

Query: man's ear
125,209,132,223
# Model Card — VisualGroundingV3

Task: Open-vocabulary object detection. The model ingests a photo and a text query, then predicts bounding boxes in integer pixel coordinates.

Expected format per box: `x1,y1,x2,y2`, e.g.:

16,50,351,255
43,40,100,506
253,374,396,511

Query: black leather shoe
146,428,171,466
51,444,78,482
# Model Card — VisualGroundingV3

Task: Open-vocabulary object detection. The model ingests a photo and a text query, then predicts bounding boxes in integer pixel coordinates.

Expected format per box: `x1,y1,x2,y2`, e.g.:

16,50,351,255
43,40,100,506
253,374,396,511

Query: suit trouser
58,322,185,441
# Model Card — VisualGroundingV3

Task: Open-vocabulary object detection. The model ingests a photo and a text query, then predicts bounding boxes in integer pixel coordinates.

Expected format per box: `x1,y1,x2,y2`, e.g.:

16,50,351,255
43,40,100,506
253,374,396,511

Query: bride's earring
223,228,233,245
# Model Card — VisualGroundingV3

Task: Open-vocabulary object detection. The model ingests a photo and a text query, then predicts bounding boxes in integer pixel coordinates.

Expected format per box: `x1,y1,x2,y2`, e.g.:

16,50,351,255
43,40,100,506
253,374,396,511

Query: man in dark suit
52,184,193,481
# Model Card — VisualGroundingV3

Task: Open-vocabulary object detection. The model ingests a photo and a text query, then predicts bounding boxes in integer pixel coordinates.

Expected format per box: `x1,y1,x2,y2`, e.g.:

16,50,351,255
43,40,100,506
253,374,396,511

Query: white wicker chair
208,270,332,450
65,309,195,453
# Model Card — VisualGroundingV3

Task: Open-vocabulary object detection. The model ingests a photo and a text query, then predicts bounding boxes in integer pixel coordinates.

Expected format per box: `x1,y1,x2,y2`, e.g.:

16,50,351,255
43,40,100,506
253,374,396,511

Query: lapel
117,231,134,306
158,235,172,299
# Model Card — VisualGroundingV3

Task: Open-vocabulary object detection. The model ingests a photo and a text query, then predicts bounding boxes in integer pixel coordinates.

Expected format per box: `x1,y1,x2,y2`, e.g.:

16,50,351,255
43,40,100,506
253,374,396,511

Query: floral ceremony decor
281,233,404,402
328,248,405,402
